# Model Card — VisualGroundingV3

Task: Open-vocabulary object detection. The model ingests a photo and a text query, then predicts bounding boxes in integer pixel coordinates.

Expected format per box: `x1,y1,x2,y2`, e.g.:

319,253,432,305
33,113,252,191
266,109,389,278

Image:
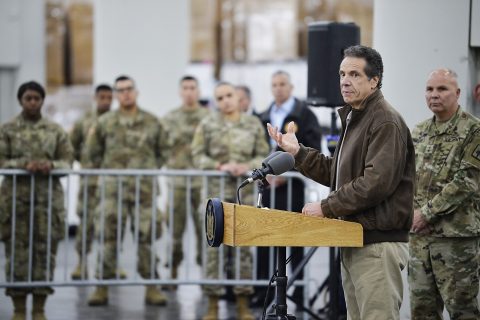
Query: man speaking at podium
267,45,415,320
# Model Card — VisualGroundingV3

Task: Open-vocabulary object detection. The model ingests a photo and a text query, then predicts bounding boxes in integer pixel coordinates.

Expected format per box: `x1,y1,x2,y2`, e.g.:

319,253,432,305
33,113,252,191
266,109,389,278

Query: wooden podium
205,198,363,320
206,199,363,248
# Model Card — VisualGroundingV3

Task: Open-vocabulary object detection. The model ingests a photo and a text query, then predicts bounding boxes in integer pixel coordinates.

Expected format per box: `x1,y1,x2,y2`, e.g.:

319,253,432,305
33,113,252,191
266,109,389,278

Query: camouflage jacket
86,108,167,169
85,108,167,200
70,109,100,166
0,113,73,171
191,112,269,201
0,113,73,206
412,108,480,237
162,105,210,187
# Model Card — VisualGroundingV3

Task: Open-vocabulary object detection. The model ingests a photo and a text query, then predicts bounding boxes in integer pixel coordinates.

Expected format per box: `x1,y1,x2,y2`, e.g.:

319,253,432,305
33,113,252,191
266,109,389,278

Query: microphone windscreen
262,151,283,167
267,152,295,175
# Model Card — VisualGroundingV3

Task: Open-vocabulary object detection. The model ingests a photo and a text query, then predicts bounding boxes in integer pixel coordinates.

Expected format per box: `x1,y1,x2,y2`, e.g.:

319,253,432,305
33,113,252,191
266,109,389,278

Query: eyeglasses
115,86,135,93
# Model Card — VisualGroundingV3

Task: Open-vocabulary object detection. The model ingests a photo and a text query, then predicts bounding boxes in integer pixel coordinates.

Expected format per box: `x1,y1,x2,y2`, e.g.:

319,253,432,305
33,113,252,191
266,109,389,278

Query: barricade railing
0,169,318,291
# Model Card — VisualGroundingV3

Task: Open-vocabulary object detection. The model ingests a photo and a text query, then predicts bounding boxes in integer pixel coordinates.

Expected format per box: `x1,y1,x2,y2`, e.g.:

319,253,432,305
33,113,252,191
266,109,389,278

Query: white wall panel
93,0,189,116
374,0,471,127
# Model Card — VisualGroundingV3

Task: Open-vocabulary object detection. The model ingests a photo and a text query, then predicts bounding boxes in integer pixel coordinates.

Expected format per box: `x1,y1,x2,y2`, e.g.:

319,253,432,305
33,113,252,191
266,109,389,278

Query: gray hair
430,68,458,79
272,70,291,83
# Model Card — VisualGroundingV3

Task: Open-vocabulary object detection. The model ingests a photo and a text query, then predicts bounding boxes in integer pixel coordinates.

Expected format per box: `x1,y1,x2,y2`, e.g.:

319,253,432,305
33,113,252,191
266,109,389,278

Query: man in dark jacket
256,70,321,306
267,46,414,320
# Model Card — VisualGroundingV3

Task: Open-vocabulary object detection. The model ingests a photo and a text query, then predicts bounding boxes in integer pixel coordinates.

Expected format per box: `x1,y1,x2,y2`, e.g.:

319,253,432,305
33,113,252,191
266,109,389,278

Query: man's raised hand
267,121,300,156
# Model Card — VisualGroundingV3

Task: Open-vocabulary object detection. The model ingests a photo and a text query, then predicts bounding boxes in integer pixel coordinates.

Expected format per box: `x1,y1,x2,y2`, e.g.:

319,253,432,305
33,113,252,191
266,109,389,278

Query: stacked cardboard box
191,0,216,62
46,0,93,88
67,2,93,84
191,0,298,63
190,0,373,63
334,0,373,47
244,0,297,62
46,1,66,88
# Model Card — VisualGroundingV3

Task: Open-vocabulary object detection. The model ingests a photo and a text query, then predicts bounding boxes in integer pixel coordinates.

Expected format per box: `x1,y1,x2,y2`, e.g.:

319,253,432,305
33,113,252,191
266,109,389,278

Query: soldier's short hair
180,75,198,85
17,81,45,101
343,45,384,89
215,81,234,90
114,75,135,88
95,84,112,94
235,85,251,99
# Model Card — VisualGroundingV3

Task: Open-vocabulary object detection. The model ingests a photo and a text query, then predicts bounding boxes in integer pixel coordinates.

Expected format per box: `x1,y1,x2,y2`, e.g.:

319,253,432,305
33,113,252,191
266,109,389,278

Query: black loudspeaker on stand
307,22,360,107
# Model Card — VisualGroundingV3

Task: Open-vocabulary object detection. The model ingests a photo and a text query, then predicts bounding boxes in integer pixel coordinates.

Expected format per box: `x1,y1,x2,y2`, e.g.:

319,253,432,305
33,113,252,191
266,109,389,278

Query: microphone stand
256,178,296,320
255,177,268,209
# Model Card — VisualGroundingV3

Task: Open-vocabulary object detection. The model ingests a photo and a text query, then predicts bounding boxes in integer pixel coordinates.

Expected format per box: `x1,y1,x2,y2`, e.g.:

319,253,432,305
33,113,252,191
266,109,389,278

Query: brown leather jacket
295,90,414,244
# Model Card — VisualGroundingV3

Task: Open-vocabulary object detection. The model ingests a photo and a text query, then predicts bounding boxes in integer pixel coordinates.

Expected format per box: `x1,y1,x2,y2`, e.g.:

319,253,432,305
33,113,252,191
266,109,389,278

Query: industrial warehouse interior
0,1,480,319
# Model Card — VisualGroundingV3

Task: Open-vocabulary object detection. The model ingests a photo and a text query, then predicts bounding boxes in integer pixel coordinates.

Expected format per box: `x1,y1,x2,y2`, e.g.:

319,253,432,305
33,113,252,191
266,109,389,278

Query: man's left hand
302,202,324,218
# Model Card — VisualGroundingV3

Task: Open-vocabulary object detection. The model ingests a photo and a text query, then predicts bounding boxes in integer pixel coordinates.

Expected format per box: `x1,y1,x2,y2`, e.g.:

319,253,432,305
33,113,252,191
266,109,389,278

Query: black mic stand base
257,179,296,320
265,270,296,320
266,314,297,320
266,246,296,320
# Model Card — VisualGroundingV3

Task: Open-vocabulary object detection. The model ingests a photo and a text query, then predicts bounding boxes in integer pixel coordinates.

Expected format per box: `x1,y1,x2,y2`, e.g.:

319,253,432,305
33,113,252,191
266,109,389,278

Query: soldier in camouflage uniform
85,76,168,306
192,82,269,320
70,84,113,280
162,76,210,283
409,69,480,319
0,81,73,320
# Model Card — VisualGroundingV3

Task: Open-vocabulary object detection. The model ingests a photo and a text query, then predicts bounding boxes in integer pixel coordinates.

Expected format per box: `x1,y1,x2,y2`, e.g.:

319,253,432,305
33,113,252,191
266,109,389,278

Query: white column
373,0,471,128
93,0,190,116
0,0,45,122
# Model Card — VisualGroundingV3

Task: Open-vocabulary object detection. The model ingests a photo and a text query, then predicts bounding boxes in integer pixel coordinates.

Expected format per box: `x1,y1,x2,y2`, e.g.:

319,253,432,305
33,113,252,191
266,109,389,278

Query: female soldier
192,82,269,320
0,81,73,320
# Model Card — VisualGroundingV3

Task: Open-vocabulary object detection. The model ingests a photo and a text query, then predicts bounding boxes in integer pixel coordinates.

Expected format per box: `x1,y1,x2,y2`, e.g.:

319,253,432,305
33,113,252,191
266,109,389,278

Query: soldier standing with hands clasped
86,75,168,307
192,82,269,320
409,68,480,319
162,75,210,285
70,84,114,280
0,81,73,320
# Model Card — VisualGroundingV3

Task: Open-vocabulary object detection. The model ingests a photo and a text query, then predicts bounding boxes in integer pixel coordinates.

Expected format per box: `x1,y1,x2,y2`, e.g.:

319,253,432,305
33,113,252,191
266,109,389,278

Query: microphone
239,152,295,188
262,151,283,167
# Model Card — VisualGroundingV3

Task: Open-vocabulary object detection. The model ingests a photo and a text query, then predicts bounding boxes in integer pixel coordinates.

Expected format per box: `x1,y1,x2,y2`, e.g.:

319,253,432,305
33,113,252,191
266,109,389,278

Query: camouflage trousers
167,186,203,269
74,179,98,256
203,246,254,297
408,235,480,320
94,198,162,279
1,200,63,297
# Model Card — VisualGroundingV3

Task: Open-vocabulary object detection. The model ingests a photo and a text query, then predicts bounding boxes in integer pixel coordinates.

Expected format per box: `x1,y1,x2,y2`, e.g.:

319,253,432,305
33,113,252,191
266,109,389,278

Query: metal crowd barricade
0,168,318,292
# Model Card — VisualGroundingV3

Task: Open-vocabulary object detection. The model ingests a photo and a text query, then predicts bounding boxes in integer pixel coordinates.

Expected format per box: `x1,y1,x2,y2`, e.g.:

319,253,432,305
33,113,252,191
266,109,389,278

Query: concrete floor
0,221,456,320
0,223,320,320
0,238,310,320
